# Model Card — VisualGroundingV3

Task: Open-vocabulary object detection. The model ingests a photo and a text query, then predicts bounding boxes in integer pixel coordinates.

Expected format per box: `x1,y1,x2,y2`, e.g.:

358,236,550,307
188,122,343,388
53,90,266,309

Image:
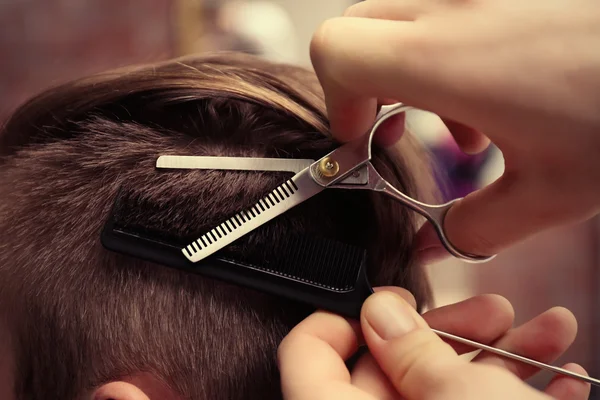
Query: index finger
277,288,416,399
277,311,367,398
310,17,426,142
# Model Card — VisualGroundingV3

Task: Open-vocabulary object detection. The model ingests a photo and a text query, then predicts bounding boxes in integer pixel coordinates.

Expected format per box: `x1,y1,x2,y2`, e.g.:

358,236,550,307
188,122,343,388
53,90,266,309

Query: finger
310,17,428,141
278,289,419,399
422,294,515,354
544,363,591,400
379,98,401,105
444,171,555,256
351,287,417,399
446,160,600,255
278,310,359,396
310,16,486,143
441,118,491,155
472,307,578,380
373,100,408,146
361,292,550,399
343,0,431,21
351,288,422,398
413,221,450,265
351,352,402,400
375,113,407,147
360,291,467,399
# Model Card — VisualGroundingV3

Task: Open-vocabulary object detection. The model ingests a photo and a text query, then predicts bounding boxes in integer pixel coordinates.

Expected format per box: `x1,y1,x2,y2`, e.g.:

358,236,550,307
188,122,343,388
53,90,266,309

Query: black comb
100,188,374,319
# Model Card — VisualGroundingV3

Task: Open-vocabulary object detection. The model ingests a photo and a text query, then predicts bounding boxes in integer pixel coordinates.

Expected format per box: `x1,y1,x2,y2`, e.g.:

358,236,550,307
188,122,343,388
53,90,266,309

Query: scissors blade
182,167,324,263
156,155,314,174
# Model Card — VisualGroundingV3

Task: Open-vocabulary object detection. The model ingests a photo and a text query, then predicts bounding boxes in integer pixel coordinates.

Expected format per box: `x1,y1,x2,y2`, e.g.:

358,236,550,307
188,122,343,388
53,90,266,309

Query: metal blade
156,155,314,174
182,167,324,263
433,329,600,387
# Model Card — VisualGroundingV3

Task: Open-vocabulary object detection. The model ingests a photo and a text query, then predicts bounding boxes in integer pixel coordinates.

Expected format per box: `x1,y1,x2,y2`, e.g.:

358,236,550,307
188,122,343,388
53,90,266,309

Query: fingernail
365,293,418,340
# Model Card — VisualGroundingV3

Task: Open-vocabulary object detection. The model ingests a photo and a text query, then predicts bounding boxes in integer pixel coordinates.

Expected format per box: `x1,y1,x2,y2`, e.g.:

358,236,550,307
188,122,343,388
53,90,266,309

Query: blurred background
1,0,598,395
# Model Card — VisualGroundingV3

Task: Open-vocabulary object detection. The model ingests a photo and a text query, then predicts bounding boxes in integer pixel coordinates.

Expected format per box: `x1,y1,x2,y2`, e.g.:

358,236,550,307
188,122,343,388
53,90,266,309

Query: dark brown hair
0,52,433,400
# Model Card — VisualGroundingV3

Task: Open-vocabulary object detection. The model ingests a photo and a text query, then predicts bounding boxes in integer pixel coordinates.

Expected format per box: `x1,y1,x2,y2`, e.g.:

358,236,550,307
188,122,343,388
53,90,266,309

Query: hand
309,0,600,257
278,288,590,400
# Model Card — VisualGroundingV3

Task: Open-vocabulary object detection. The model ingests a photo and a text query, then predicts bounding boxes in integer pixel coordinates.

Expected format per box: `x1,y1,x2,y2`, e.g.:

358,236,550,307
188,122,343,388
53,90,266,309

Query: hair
0,52,435,400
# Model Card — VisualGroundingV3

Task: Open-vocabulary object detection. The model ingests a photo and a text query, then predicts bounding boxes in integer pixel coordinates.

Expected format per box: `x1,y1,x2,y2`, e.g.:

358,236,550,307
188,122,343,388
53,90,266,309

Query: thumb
361,292,553,400
360,291,467,400
442,169,597,257
416,165,597,259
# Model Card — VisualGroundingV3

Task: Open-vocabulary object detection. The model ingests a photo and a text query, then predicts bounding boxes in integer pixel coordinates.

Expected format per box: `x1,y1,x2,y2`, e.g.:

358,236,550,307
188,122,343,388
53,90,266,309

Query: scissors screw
318,157,340,178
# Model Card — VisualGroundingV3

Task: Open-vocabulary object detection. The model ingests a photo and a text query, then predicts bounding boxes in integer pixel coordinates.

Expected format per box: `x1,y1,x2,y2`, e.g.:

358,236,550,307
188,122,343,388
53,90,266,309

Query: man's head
0,52,434,400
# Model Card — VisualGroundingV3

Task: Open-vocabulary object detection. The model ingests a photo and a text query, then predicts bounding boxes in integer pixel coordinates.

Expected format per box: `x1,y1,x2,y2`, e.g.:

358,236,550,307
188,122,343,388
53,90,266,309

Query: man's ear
92,381,150,400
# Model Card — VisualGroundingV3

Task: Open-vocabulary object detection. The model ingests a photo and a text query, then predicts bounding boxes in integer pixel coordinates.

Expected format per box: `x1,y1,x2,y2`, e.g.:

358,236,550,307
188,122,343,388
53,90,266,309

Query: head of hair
0,52,434,400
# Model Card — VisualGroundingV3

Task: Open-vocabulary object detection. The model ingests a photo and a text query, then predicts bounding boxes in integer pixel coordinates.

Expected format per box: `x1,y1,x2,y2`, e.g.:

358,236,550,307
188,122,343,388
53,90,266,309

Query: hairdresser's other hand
278,289,590,400
310,0,600,257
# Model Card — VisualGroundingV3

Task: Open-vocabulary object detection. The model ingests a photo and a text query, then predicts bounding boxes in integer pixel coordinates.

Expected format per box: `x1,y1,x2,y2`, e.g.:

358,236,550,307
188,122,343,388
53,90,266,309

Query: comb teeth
220,233,366,291
104,186,366,292
183,179,301,260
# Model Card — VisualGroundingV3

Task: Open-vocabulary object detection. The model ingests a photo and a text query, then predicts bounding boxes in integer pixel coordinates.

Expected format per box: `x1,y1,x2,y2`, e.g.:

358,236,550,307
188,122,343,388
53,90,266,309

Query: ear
92,381,150,400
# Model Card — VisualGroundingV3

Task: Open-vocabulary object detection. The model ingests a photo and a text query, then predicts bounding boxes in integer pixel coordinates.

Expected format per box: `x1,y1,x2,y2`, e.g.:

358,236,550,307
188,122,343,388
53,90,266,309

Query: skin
308,0,600,258
280,1,600,397
278,288,591,400
0,290,589,399
5,3,599,397
0,336,175,400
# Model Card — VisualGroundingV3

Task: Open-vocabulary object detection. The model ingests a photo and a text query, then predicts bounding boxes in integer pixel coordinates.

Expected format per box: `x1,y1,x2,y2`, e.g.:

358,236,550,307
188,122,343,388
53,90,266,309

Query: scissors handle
312,102,496,263
375,176,495,263
372,104,496,263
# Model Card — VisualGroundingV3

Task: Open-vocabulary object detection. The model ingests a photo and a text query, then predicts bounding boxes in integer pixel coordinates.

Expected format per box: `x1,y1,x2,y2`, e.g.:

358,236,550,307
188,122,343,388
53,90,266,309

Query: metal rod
432,329,600,387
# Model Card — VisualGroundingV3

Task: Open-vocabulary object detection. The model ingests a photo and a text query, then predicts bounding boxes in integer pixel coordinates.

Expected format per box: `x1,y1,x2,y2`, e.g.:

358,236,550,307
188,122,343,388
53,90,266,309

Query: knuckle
276,332,298,362
276,339,287,364
342,3,362,17
387,329,458,391
457,229,498,258
471,363,519,386
385,331,529,400
425,364,512,398
309,17,344,67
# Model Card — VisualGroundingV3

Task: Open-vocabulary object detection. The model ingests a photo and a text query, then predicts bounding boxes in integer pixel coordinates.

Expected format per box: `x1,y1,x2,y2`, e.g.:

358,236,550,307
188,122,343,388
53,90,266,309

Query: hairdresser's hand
310,0,600,257
279,288,590,400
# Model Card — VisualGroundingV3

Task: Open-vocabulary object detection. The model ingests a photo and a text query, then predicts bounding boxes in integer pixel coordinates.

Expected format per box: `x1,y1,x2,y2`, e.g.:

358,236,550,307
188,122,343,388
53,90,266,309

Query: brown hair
0,52,433,400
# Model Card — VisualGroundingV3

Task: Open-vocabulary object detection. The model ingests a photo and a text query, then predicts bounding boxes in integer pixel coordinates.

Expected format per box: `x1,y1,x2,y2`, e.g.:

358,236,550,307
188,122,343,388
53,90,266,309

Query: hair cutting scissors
155,103,600,387
158,103,495,264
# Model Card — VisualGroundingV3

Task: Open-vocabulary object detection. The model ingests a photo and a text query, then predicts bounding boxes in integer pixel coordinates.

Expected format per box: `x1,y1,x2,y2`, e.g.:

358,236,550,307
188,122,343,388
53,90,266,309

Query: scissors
157,103,495,265
155,103,600,387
